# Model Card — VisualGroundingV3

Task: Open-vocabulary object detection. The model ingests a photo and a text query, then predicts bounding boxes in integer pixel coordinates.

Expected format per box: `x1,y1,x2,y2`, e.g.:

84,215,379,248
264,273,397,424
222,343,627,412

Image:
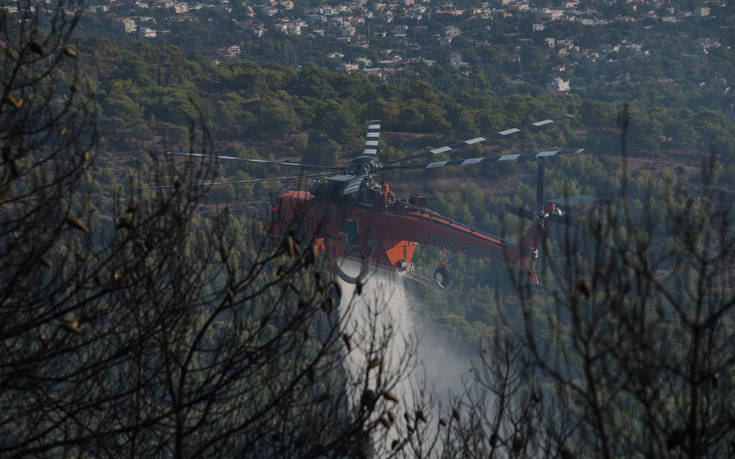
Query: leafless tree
1,2,437,457
445,106,735,458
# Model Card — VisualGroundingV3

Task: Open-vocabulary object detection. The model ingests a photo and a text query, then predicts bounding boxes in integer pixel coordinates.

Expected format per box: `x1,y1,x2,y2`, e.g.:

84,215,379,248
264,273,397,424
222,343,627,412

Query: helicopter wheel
434,265,450,288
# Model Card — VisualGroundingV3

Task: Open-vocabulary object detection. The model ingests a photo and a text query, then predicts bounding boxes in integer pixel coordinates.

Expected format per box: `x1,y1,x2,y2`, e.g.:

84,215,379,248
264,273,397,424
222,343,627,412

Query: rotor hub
346,156,381,176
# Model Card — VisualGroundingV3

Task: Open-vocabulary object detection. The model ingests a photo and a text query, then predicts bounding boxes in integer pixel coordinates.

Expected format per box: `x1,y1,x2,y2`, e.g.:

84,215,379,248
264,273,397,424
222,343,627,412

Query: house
339,25,355,37
546,77,570,92
217,45,241,59
119,18,137,34
87,5,110,13
600,43,620,53
444,25,462,38
363,68,383,79
557,39,574,49
170,2,188,14
449,53,469,72
137,26,157,38
505,54,521,64
693,6,709,17
339,62,359,72
540,8,564,20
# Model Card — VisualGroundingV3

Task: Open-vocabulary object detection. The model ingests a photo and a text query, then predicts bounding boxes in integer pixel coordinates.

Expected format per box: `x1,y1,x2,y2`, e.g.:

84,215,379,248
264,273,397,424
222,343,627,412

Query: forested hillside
68,35,735,345
83,37,735,159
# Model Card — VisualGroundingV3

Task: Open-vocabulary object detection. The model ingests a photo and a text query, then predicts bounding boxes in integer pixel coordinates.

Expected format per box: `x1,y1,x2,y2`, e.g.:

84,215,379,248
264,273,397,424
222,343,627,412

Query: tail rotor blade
541,232,549,275
537,157,545,207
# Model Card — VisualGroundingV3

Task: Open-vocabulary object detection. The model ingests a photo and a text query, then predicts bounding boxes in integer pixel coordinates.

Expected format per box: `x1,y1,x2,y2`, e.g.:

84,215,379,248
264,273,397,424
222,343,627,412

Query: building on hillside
119,18,137,33
546,77,570,92
339,62,359,72
218,45,241,59
449,53,469,72
505,54,521,64
137,27,157,38
444,25,462,38
363,67,383,80
356,57,373,67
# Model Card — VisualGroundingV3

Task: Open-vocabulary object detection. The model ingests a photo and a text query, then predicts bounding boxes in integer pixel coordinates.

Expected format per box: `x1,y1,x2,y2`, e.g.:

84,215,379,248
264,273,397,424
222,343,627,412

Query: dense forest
83,36,735,160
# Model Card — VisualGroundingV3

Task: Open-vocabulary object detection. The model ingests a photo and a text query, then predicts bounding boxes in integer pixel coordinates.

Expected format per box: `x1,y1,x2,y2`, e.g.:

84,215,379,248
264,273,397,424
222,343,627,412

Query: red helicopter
173,115,581,300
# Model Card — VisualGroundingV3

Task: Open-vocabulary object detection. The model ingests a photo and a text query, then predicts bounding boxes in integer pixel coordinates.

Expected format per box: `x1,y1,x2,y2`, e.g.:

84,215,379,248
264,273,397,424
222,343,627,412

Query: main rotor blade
385,114,573,165
362,120,381,156
342,174,365,195
168,152,342,171
384,148,583,171
143,172,333,189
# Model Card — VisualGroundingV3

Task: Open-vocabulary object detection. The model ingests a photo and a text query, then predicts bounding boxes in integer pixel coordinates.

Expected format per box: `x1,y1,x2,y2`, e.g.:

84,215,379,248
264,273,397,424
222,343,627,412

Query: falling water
337,259,472,451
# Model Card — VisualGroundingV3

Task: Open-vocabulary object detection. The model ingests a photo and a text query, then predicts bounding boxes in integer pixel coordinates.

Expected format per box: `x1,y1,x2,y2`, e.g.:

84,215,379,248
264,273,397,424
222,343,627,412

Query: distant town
4,0,732,96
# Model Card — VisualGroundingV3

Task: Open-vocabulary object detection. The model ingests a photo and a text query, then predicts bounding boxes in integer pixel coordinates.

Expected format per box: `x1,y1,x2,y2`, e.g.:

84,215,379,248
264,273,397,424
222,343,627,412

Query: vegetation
23,10,735,356
442,115,735,457
64,35,735,163
3,2,735,458
1,3,432,456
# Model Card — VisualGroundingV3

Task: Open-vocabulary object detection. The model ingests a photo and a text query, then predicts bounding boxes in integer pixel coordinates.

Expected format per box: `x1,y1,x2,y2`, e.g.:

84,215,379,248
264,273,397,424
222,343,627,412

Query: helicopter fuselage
268,183,550,285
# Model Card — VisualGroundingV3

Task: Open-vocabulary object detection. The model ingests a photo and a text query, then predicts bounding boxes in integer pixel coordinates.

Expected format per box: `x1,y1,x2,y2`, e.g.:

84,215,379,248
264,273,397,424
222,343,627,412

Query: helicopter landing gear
434,248,450,288
334,239,378,285
434,265,450,288
397,258,409,271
